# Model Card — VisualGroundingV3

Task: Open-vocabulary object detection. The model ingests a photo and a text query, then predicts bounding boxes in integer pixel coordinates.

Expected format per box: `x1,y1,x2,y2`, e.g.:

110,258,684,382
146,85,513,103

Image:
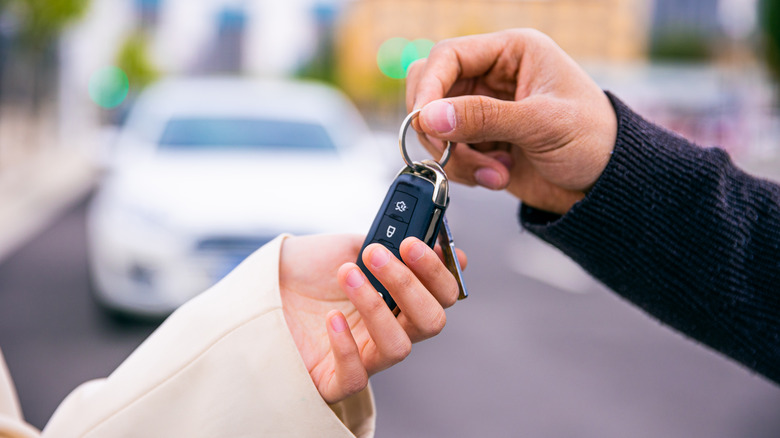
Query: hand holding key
357,110,467,312
279,234,466,404
406,29,618,215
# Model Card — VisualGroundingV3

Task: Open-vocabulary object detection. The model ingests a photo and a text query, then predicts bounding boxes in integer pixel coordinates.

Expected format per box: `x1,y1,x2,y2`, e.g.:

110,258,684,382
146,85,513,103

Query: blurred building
652,0,722,38
648,0,756,62
59,0,339,155
65,0,329,80
650,0,758,43
10,0,775,169
336,0,653,103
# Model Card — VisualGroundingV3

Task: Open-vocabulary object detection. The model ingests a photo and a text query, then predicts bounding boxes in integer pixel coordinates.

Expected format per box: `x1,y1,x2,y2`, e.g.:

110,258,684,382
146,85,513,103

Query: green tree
116,31,159,92
13,0,89,51
649,28,711,62
7,0,90,110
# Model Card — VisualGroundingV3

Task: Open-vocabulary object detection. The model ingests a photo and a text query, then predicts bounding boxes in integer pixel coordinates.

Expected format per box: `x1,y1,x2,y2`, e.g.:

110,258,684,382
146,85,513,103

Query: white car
88,77,389,317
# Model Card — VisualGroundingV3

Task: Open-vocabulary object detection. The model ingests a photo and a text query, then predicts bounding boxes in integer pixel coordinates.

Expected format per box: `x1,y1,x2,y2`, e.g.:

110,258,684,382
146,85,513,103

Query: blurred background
1,0,780,436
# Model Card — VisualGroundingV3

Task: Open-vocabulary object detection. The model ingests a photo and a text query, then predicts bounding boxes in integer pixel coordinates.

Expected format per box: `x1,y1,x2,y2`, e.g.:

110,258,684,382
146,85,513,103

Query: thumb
418,96,534,145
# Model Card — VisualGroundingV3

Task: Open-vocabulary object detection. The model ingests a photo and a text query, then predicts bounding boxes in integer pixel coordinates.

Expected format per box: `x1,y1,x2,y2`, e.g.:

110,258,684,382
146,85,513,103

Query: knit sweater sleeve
520,92,780,383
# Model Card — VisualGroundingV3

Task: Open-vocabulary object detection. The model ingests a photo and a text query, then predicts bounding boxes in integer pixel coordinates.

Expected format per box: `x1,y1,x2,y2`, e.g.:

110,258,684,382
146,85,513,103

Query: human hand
407,29,618,215
279,234,466,404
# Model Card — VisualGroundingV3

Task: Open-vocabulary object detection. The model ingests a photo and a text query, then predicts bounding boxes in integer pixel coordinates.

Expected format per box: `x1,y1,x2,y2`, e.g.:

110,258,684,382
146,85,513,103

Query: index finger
409,30,527,111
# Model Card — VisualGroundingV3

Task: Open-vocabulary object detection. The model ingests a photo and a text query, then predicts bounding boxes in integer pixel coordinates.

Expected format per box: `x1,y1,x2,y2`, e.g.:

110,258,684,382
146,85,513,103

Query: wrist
579,90,618,192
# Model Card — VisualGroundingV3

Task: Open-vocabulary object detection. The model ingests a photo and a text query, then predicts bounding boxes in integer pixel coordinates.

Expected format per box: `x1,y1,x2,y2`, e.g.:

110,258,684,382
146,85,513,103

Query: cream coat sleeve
38,235,376,437
0,348,41,438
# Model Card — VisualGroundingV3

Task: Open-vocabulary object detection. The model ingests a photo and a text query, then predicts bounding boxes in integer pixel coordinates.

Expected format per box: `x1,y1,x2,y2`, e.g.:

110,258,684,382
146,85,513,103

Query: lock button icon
374,216,407,249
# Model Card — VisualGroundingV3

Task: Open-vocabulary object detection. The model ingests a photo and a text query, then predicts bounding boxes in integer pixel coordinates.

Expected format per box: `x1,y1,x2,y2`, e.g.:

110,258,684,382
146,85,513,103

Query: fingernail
370,247,390,268
330,313,348,333
408,241,426,262
474,167,503,190
422,100,456,134
345,268,364,288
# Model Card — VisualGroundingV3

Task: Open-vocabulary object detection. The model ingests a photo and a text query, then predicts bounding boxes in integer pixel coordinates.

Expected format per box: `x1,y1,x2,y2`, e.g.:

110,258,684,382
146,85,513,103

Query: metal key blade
437,215,468,300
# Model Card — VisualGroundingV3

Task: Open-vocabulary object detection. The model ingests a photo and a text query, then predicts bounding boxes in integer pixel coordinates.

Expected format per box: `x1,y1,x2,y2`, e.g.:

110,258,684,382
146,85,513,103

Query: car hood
100,154,390,237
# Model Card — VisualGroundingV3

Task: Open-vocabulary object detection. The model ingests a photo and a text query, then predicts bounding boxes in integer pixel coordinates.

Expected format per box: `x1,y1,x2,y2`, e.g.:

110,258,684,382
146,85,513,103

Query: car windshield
158,118,337,152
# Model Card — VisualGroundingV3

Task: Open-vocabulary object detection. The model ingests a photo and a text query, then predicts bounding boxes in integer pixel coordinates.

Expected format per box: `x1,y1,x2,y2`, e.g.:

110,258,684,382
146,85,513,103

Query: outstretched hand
279,234,466,404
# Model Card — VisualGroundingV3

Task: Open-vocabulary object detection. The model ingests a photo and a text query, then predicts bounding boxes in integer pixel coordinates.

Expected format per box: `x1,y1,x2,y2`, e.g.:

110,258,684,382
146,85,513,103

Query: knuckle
364,293,387,315
425,309,447,336
516,28,548,45
447,154,478,186
442,284,458,308
425,43,448,65
426,40,461,76
431,38,455,55
463,95,498,142
430,260,459,308
390,338,412,362
388,267,416,295
521,28,544,40
407,58,425,76
343,371,368,395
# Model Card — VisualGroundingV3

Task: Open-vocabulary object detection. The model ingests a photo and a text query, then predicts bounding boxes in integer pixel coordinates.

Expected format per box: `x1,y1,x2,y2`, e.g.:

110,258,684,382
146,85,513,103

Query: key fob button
375,239,400,251
384,190,417,223
374,216,408,249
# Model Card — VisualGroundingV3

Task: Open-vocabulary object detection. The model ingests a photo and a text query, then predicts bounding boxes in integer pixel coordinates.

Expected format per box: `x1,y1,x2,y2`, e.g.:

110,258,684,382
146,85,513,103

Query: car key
356,110,467,313
437,215,468,302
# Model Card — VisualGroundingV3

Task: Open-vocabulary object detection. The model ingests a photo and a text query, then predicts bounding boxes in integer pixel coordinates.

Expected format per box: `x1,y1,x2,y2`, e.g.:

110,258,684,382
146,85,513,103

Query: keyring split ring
399,109,452,169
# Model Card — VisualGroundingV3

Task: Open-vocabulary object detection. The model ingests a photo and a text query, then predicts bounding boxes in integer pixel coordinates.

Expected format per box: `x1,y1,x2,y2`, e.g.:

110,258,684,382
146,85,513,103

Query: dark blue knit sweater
520,92,780,384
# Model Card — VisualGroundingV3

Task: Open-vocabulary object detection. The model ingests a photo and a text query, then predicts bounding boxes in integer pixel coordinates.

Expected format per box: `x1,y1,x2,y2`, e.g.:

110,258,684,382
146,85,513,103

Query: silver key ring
399,109,452,169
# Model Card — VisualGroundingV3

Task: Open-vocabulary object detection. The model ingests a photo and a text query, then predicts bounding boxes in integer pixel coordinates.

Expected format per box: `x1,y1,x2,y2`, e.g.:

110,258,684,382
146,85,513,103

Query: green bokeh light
401,39,435,72
377,37,436,79
377,37,410,79
88,66,129,109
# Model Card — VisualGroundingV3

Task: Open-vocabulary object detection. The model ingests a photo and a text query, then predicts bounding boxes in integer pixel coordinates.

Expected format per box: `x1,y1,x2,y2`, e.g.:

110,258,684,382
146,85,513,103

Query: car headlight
89,192,189,257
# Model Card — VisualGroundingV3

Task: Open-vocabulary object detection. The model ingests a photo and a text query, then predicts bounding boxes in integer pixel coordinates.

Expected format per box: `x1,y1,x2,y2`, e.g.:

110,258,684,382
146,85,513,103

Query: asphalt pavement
0,194,158,429
0,184,779,436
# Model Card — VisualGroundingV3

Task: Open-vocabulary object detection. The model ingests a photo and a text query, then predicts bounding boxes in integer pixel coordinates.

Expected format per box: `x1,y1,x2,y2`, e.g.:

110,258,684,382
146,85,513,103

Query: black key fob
356,161,449,312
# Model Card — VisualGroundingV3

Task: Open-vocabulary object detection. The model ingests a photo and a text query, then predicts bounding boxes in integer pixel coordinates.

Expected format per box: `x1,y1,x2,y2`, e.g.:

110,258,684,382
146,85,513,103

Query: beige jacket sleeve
0,349,40,438
0,235,375,437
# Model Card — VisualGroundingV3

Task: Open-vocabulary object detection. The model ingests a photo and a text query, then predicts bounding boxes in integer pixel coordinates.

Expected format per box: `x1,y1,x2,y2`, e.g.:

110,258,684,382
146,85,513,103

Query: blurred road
1,186,779,437
0,194,158,429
